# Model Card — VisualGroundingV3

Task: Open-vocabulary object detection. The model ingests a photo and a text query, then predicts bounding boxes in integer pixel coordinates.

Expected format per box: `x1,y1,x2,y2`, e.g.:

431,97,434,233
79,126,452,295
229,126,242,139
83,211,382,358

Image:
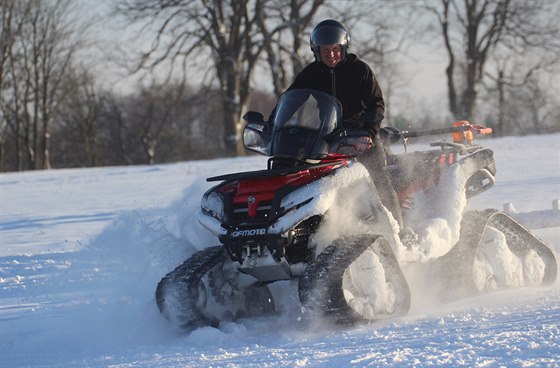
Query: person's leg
360,136,404,229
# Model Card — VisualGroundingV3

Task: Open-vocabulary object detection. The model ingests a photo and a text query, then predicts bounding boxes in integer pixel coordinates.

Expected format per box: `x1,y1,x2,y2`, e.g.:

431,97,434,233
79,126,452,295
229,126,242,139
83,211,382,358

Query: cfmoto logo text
231,228,266,237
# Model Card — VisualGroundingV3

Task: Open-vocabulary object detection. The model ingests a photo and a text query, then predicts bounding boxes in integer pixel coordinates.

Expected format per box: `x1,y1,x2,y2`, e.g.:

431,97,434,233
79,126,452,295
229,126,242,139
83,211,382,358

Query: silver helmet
310,19,350,62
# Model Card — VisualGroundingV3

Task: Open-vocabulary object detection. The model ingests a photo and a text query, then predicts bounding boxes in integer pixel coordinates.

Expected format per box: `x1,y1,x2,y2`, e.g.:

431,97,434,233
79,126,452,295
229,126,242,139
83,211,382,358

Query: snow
403,163,469,260
1,133,559,367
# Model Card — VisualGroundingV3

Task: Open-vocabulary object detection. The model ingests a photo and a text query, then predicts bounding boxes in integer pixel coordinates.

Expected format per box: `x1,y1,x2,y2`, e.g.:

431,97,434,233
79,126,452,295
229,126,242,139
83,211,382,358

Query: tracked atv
156,89,557,330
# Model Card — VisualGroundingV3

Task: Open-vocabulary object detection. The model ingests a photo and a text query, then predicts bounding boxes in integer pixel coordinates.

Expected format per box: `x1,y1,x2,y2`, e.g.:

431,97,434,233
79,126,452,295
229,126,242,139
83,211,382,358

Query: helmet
310,19,350,62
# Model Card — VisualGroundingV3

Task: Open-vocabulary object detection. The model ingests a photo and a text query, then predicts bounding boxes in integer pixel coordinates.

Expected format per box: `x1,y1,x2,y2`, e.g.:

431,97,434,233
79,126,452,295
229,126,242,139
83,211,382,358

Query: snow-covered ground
1,133,559,367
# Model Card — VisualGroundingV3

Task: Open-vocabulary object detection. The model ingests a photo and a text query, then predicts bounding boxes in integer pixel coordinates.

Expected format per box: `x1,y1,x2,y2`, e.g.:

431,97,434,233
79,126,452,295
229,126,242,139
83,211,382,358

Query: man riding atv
270,19,411,242
153,19,558,331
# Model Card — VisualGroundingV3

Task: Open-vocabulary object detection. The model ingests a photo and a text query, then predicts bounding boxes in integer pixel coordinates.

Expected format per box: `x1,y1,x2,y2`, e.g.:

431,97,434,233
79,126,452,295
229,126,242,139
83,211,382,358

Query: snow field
1,133,559,367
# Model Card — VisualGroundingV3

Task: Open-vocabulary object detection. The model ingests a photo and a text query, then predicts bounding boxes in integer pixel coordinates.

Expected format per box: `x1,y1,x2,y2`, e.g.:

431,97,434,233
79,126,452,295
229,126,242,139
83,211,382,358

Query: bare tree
421,0,559,122
1,0,31,171
481,61,559,135
483,49,559,135
86,82,221,167
338,2,414,127
134,84,187,164
256,0,324,97
119,0,271,156
1,0,88,170
52,66,102,167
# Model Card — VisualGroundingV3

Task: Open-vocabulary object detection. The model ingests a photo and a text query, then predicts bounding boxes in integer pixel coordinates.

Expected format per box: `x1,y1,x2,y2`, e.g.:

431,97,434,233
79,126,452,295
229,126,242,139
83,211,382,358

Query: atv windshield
270,89,342,160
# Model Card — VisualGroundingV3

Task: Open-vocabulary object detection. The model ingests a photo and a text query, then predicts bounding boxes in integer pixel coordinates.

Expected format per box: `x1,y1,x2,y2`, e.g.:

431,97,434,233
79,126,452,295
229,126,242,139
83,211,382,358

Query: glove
333,135,373,155
351,135,373,152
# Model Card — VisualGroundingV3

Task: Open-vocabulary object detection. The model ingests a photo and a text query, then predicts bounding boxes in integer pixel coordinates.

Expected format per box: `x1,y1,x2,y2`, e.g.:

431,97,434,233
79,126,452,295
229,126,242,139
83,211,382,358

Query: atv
156,89,557,330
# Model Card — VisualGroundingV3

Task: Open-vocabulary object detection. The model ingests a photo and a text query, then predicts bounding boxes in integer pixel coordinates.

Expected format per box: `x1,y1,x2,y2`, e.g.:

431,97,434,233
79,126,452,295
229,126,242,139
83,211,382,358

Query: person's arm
361,66,385,136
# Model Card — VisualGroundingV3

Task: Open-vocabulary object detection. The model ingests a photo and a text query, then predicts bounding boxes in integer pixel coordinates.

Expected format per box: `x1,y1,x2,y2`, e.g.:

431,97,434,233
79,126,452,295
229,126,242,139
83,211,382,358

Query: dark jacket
286,53,385,134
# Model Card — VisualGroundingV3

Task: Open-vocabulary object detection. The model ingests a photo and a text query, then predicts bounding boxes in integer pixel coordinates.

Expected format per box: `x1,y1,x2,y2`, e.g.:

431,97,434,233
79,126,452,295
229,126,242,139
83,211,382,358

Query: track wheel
156,246,228,329
299,234,410,325
156,246,275,330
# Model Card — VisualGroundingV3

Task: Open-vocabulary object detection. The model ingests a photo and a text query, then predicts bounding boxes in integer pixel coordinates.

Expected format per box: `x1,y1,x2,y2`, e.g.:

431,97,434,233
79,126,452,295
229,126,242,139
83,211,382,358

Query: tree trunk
497,70,505,136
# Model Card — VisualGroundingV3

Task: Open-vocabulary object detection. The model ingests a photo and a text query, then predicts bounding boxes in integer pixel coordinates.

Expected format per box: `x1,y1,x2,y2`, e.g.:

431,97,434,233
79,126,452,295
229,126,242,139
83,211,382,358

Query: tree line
1,0,559,172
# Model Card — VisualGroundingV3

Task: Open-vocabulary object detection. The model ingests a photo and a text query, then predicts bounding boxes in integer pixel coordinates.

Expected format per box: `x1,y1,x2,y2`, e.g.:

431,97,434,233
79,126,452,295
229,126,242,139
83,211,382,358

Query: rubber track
156,246,228,329
299,234,410,325
429,209,557,301
486,211,557,284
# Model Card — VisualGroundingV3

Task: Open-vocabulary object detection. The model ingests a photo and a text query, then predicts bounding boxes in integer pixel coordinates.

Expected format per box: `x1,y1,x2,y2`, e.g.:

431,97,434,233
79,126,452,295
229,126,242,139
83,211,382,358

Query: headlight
201,190,225,221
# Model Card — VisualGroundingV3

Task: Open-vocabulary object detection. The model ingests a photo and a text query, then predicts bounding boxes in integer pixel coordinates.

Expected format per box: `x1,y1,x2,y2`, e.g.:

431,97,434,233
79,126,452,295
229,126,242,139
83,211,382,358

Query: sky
1,132,559,367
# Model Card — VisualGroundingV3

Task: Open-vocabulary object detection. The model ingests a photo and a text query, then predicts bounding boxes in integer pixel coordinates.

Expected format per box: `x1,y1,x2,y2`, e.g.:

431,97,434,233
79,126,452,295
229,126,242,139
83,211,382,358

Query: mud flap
156,246,275,330
426,210,557,301
299,234,410,325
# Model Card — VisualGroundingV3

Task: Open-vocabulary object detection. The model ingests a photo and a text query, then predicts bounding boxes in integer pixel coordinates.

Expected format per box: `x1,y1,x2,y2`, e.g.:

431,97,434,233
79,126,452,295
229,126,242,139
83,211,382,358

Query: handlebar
398,122,493,139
